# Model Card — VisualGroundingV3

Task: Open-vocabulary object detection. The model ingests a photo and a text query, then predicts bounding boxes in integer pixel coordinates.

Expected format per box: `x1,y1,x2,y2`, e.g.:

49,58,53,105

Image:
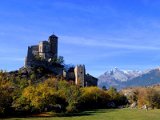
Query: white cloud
60,35,160,51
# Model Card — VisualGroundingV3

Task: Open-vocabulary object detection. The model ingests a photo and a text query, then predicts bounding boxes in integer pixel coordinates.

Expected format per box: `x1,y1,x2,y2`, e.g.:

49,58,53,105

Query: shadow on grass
1,109,117,119
32,109,116,117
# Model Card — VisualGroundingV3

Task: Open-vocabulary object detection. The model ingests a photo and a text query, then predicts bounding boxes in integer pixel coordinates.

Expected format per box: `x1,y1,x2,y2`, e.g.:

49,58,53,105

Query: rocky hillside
7,66,57,85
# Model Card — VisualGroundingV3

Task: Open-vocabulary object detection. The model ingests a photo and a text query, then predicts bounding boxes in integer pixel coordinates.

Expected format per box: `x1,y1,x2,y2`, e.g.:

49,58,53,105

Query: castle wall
85,74,98,87
63,70,75,81
39,41,50,59
74,65,85,87
25,45,38,67
30,45,39,56
27,47,33,59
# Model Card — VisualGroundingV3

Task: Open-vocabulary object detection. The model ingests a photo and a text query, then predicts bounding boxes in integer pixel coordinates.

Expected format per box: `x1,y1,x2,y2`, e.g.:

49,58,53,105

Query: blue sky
1,0,160,76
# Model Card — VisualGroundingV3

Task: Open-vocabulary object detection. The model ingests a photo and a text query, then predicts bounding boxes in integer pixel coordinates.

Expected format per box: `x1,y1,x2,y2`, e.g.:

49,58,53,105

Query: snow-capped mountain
98,67,160,89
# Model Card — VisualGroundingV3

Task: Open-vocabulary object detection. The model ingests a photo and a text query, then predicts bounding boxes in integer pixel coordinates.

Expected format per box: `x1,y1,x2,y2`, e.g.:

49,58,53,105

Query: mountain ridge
98,67,160,89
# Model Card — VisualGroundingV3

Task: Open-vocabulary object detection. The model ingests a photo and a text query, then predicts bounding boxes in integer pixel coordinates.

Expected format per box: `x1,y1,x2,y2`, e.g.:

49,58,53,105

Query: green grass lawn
2,109,160,120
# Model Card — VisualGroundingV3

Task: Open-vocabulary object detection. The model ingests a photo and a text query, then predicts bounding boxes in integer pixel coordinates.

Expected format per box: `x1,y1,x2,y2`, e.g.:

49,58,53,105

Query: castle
25,34,97,87
25,34,58,67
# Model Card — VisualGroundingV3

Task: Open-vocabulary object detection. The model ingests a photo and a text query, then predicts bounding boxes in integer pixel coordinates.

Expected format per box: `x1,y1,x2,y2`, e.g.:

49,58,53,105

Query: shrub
77,87,110,110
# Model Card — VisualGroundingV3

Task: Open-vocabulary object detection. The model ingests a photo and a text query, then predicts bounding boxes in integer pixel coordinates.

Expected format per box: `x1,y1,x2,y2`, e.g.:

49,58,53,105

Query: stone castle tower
74,65,86,87
48,35,58,58
25,34,58,67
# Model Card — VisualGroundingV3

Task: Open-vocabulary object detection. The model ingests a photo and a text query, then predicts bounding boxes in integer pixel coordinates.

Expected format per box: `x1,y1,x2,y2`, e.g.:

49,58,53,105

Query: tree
107,87,118,100
78,87,110,110
0,78,14,115
57,80,81,113
102,86,107,91
22,81,67,112
57,56,64,65
107,87,128,107
50,56,64,65
137,88,160,109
